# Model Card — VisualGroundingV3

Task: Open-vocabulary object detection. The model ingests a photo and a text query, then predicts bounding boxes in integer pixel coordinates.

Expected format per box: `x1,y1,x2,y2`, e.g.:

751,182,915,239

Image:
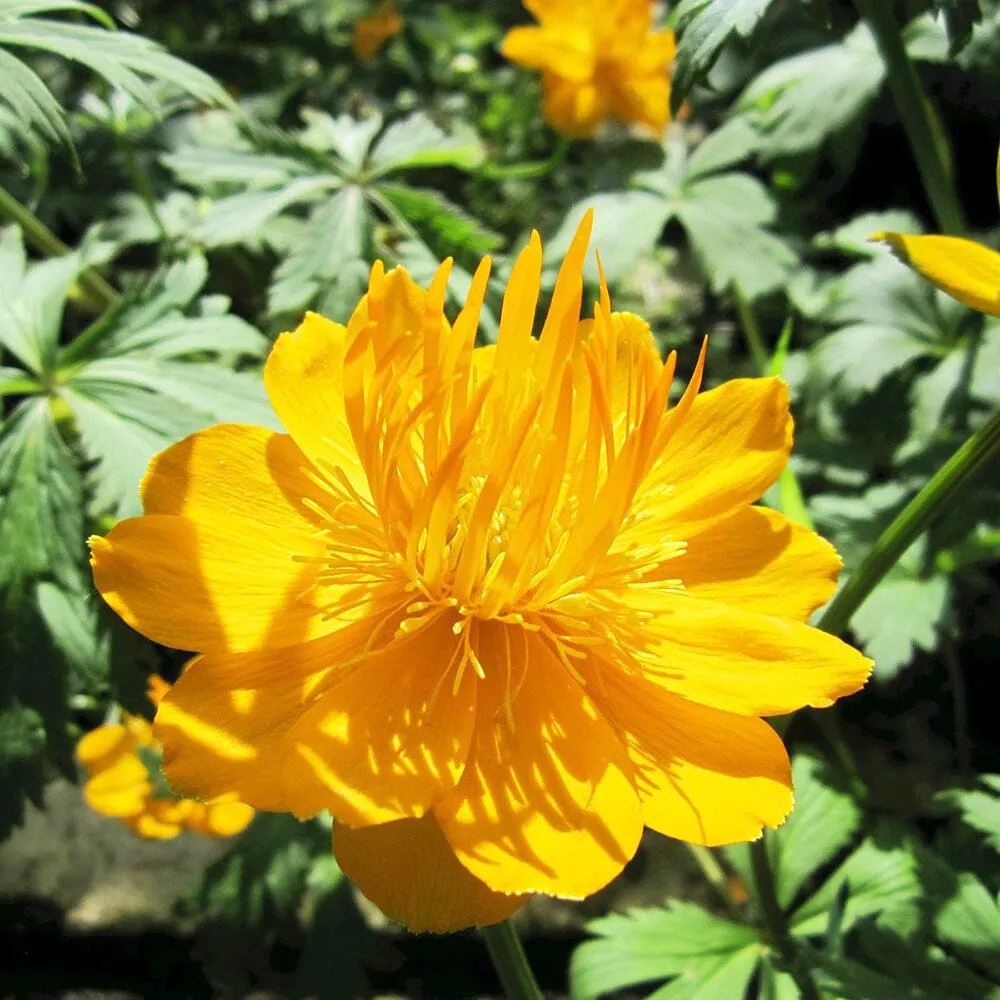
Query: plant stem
687,844,742,918
750,840,823,1000
818,403,1000,636
116,133,167,242
481,919,545,1000
0,182,119,311
854,0,966,235
734,286,769,372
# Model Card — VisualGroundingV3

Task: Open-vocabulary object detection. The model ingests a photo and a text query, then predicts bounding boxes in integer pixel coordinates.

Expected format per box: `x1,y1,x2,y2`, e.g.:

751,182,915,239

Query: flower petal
641,594,872,717
76,723,134,774
83,756,150,818
501,26,595,81
154,621,373,811
872,232,1000,316
334,814,526,933
542,74,607,138
91,512,327,653
190,800,255,837
435,623,642,898
282,617,477,826
669,506,841,621
591,668,792,845
263,313,369,496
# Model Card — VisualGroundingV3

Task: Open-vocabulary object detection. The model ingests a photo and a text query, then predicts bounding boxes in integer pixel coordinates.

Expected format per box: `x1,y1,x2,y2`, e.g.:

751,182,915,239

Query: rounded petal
263,313,369,497
543,74,608,138
282,617,477,826
190,800,255,837
83,756,150,818
645,377,793,535
607,73,670,134
334,814,526,933
591,668,792,845
642,594,872,717
872,232,1000,317
90,512,327,653
435,624,642,898
131,799,192,839
669,506,841,621
154,620,374,812
76,723,134,774
501,26,595,81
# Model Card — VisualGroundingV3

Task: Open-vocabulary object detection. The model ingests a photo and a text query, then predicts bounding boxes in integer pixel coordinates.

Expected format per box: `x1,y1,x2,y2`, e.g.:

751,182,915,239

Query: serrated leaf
935,874,1000,981
571,902,759,1000
814,211,923,258
673,0,779,106
739,22,885,159
0,702,45,764
790,833,922,939
36,580,109,688
162,146,311,189
0,397,84,594
369,111,484,175
939,776,1000,854
769,751,863,910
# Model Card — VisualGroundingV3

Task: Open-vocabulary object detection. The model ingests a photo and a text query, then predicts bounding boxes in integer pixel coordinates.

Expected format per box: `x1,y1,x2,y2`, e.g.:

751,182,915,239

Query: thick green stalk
481,919,545,1000
750,840,823,1000
0,182,119,311
818,403,1000,635
854,0,966,235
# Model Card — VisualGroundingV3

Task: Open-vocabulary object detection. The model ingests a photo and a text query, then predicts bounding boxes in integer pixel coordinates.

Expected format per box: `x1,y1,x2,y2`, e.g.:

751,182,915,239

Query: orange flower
76,676,254,840
91,212,869,931
501,0,676,137
352,0,402,60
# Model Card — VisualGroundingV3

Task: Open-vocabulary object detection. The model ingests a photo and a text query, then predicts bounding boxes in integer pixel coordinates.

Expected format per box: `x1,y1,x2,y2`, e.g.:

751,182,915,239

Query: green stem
116,133,167,242
0,182,119,311
818,403,1000,635
854,0,966,235
687,844,741,918
734,286,769,373
481,919,545,1000
750,840,823,1000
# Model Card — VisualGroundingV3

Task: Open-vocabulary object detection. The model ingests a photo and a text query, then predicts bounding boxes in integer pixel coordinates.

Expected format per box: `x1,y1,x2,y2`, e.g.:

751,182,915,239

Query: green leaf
672,0,779,106
0,397,83,594
768,751,863,910
369,111,484,175
162,146,312,189
570,902,759,1000
36,579,110,688
738,22,885,159
939,776,1000,854
268,185,368,315
936,874,1000,981
0,0,233,147
790,833,922,939
932,0,984,54
0,702,45,764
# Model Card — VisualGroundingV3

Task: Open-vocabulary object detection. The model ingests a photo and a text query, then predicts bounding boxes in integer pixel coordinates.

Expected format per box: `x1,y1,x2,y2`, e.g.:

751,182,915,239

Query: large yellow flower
872,148,1000,315
501,0,676,137
91,212,870,931
76,676,254,839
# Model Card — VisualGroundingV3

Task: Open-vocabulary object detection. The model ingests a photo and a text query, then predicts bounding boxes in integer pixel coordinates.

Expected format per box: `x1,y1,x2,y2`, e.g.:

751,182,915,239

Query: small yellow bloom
90,212,870,932
871,147,1000,316
352,0,402,61
76,676,254,840
501,0,676,137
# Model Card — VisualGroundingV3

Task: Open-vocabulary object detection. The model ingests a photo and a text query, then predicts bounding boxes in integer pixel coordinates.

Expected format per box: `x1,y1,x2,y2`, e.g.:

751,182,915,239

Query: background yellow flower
501,0,676,137
91,213,870,931
75,677,254,840
352,0,403,61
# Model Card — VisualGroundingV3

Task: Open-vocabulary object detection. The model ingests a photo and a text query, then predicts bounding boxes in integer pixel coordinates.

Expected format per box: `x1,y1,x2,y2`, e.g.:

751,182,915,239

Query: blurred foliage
2,0,1000,997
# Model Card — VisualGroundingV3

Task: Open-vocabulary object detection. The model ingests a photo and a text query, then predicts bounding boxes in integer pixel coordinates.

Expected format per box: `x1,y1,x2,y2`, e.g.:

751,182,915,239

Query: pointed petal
334,814,526,932
641,594,872,717
591,666,792,845
641,377,793,535
666,506,841,622
282,617,477,826
872,232,1000,316
263,313,369,496
435,624,642,898
153,621,374,811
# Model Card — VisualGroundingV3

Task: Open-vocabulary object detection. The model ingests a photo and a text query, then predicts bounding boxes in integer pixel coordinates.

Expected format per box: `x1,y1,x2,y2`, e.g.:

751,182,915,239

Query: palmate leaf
672,0,780,108
58,256,272,517
935,873,1000,982
939,776,1000,855
549,135,796,300
570,901,760,1000
0,0,233,147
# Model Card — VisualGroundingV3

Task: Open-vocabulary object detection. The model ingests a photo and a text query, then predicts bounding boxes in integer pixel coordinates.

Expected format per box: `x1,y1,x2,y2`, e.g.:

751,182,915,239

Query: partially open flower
91,211,870,931
76,676,254,840
501,0,676,137
871,147,1000,316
